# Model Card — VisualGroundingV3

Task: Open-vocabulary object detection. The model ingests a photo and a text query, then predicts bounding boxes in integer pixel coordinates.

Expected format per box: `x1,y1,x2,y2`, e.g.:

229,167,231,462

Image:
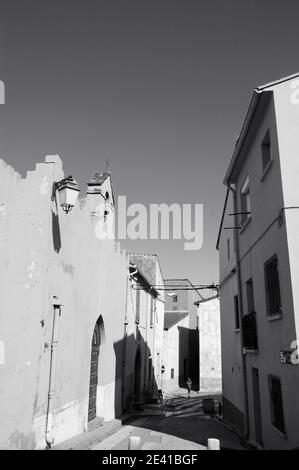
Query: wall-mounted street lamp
55,176,80,214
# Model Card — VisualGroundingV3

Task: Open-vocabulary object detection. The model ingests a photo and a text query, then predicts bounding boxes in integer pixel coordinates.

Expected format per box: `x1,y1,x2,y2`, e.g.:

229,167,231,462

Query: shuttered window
234,295,240,330
264,255,281,316
268,375,285,433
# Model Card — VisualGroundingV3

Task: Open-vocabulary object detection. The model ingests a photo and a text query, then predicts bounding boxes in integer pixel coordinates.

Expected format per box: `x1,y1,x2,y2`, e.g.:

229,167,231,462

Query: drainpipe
45,296,62,449
228,184,250,438
122,265,138,411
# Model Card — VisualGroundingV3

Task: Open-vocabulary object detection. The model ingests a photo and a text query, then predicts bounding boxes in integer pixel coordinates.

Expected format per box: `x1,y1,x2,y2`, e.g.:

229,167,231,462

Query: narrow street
90,390,247,451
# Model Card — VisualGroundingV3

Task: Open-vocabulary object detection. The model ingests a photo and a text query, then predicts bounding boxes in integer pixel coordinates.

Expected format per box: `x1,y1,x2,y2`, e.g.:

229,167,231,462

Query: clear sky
0,0,299,284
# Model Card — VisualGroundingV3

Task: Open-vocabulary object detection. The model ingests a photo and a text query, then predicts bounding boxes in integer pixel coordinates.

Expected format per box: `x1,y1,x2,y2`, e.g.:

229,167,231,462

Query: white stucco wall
0,156,128,449
219,79,299,449
198,299,222,391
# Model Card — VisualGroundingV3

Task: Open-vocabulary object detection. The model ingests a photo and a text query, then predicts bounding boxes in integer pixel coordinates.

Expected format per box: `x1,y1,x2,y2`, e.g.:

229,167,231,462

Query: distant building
217,73,299,449
162,279,199,392
195,298,222,392
122,253,165,409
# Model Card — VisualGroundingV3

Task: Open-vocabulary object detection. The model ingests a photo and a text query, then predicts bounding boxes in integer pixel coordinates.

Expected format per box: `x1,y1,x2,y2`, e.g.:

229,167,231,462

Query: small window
261,130,271,172
227,238,230,261
264,255,281,316
246,278,255,314
171,368,174,379
268,375,285,433
240,176,251,227
173,295,178,303
234,295,240,330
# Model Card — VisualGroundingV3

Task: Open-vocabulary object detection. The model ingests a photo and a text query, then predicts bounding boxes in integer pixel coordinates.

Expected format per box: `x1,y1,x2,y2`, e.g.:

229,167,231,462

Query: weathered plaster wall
123,254,165,408
0,155,127,449
198,298,222,391
234,91,299,449
218,190,245,431
219,83,299,448
274,79,299,340
123,276,158,409
153,258,165,392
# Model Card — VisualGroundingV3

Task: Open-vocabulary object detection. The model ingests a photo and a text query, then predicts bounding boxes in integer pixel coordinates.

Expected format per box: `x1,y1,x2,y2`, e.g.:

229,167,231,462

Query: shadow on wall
52,210,61,253
114,332,159,415
178,327,199,391
79,318,160,430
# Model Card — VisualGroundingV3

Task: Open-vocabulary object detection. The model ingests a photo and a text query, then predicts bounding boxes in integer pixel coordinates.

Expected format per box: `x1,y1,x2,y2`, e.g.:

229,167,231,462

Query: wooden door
88,325,101,421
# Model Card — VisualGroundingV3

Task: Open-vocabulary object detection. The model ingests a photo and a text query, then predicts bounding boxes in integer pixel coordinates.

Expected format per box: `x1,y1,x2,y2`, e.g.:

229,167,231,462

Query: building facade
162,279,199,393
0,156,164,449
122,253,165,410
218,73,299,449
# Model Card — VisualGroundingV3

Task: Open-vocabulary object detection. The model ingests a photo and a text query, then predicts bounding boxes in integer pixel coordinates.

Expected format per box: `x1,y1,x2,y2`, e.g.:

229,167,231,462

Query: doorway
88,316,104,422
252,367,263,447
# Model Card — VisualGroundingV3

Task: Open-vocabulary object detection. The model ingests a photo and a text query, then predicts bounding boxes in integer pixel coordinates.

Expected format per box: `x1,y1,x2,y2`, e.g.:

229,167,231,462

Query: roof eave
224,71,299,186
223,90,262,186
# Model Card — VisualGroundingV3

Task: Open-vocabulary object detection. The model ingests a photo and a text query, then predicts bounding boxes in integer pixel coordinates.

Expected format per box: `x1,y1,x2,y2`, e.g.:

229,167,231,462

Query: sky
0,0,299,284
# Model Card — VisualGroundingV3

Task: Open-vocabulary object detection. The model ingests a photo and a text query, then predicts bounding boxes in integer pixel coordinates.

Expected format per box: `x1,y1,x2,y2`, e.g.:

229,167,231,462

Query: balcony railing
242,311,258,350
